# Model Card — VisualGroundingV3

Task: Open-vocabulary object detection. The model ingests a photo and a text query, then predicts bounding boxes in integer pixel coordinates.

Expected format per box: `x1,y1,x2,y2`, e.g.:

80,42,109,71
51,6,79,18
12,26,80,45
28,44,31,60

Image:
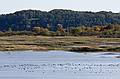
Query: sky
0,0,120,14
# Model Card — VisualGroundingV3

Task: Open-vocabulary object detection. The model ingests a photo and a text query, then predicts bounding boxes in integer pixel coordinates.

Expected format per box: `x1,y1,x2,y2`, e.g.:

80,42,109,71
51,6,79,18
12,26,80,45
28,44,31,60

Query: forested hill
0,9,120,31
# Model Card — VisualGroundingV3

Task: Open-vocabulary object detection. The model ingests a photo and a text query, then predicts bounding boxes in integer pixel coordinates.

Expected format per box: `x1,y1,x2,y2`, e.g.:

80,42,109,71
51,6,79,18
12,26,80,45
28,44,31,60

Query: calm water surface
0,51,120,79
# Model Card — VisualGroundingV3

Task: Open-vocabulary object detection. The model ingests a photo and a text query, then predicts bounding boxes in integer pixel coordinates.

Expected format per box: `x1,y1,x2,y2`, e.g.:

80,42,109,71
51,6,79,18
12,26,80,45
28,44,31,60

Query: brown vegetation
0,35,119,52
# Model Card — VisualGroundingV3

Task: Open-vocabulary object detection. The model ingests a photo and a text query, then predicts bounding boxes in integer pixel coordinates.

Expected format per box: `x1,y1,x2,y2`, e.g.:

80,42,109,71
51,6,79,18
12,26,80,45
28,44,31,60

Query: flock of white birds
0,51,119,79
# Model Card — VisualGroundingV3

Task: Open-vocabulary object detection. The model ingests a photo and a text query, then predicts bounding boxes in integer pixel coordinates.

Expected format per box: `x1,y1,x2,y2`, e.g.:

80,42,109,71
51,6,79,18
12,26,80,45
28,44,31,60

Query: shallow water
0,51,120,79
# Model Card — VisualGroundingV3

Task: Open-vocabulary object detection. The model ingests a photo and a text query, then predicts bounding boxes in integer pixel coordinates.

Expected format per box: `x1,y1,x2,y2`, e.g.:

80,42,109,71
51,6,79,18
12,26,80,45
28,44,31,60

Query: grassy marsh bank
0,35,119,52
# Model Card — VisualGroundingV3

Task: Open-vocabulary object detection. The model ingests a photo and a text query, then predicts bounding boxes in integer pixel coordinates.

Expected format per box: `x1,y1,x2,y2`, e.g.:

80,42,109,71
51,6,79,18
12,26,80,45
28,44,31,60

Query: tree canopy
0,9,120,31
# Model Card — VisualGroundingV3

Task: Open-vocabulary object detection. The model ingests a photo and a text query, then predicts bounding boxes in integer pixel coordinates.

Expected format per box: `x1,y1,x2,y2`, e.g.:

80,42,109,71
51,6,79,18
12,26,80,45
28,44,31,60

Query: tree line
0,23,120,38
0,9,120,31
0,9,120,37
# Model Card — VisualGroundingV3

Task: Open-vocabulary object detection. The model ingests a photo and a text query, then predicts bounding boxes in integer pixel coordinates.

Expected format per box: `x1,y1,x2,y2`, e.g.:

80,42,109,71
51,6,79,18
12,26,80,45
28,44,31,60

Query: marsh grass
0,35,119,52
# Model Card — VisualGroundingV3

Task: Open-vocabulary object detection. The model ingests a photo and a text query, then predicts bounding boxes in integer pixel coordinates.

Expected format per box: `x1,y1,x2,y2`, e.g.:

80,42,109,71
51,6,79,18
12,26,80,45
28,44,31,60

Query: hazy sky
0,0,120,14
